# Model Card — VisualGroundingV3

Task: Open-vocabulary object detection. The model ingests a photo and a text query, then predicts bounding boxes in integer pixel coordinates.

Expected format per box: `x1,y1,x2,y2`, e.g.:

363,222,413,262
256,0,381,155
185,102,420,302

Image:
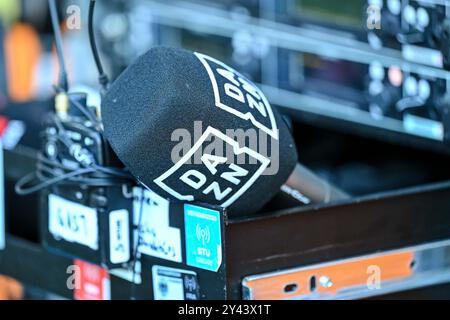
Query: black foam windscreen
102,47,297,215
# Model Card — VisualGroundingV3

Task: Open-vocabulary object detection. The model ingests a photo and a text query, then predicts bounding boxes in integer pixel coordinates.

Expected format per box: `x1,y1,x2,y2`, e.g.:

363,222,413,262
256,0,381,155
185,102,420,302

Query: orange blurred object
0,275,24,300
4,23,42,102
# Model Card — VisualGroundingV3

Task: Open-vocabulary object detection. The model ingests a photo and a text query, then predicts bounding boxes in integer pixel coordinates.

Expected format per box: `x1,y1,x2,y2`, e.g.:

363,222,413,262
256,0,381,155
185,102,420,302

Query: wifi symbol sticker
184,204,223,272
195,224,211,245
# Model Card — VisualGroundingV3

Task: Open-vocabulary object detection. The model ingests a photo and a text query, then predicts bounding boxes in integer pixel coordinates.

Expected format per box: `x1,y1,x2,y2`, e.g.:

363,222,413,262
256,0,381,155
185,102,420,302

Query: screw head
319,276,333,288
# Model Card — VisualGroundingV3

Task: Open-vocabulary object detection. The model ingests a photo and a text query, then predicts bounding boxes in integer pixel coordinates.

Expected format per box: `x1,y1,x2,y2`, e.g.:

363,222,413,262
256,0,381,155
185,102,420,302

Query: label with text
48,194,98,250
184,204,222,272
109,209,130,264
152,265,200,300
133,188,182,263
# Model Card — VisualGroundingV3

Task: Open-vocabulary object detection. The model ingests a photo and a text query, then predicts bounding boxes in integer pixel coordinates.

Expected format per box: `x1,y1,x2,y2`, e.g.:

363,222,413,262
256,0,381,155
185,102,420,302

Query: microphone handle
283,163,350,204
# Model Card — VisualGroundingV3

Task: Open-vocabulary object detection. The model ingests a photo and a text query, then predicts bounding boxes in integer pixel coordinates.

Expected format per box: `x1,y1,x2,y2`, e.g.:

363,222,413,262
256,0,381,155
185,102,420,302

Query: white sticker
133,187,182,263
152,265,199,300
0,140,4,250
48,194,99,250
109,209,130,264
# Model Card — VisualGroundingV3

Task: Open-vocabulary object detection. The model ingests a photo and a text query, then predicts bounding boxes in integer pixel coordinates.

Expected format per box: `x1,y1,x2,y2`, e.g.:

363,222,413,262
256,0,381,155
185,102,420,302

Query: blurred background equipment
93,0,450,152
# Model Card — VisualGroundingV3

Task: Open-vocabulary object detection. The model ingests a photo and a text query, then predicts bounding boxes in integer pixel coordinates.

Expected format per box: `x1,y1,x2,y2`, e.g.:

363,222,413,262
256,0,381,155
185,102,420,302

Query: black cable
130,188,145,300
52,84,100,125
15,146,133,194
69,94,101,125
89,0,110,91
15,167,96,196
14,111,134,196
15,150,133,195
48,0,69,92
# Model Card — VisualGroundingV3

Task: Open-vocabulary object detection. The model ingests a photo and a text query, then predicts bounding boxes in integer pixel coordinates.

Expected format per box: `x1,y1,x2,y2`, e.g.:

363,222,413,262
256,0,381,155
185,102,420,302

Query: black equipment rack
2,147,450,300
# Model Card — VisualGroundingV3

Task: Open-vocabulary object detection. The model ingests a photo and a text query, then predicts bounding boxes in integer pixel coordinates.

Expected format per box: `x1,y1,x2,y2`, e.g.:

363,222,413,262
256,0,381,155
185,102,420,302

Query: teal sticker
184,204,222,272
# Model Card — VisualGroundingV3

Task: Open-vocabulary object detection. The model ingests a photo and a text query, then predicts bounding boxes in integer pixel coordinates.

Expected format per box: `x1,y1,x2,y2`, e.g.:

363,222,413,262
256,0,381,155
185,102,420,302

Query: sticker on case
184,204,222,272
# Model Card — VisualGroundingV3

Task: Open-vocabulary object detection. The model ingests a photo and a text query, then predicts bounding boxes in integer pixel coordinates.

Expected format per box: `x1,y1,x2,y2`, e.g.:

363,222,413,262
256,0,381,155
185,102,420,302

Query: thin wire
15,149,133,195
68,94,99,125
15,167,96,196
88,0,110,91
52,84,100,125
48,0,69,92
14,110,133,195
130,188,145,300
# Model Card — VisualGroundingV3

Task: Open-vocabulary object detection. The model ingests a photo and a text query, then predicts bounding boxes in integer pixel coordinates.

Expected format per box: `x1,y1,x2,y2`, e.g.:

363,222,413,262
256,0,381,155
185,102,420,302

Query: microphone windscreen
102,47,297,216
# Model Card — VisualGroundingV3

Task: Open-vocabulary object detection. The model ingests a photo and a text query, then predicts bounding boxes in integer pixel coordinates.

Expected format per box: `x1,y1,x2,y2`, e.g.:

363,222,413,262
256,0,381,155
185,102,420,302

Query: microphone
102,47,348,216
